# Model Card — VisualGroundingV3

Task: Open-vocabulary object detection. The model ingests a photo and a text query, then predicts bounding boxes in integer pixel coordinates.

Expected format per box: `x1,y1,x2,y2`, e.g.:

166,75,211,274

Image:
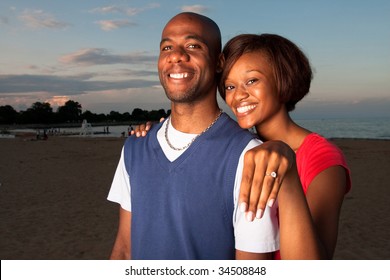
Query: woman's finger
239,150,257,215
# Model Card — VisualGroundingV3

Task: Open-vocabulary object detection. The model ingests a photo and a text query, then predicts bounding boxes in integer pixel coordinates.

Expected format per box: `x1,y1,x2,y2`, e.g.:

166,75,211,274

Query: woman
219,33,351,259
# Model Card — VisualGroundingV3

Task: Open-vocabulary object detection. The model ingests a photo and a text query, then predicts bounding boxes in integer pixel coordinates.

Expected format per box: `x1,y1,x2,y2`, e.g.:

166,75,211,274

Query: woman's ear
216,53,225,73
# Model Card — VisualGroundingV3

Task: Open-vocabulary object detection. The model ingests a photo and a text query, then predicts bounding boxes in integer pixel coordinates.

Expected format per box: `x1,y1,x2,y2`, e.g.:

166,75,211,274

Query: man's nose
168,48,190,63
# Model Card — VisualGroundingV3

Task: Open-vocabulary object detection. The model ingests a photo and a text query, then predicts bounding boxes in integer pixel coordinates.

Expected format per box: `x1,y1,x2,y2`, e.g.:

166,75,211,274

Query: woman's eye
225,85,234,91
247,78,257,85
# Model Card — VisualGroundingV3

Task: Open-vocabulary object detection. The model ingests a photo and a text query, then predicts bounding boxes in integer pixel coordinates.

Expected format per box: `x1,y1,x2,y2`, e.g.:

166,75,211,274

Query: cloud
25,65,39,70
45,96,71,107
19,9,69,29
126,3,161,17
90,6,142,16
90,4,160,31
59,48,157,66
90,6,124,14
90,3,160,16
181,5,209,14
0,74,160,95
114,69,157,78
96,19,137,31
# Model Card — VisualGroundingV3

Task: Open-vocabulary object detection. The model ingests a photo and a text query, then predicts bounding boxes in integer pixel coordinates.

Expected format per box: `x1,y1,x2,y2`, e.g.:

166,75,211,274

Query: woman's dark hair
218,34,312,112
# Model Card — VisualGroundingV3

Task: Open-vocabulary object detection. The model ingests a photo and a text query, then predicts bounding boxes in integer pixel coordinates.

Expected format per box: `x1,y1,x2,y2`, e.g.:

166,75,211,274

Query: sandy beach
0,134,389,260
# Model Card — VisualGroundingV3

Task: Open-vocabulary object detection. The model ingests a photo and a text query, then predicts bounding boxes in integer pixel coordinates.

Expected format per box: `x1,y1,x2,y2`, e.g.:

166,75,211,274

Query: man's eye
162,46,172,51
188,44,200,49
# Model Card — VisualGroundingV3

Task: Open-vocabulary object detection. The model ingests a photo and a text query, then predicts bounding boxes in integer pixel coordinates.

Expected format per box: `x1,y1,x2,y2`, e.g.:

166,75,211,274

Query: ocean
293,118,390,140
8,117,390,140
87,117,390,140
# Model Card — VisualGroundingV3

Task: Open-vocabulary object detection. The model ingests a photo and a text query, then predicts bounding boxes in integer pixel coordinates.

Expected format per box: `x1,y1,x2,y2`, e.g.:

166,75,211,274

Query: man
107,12,279,260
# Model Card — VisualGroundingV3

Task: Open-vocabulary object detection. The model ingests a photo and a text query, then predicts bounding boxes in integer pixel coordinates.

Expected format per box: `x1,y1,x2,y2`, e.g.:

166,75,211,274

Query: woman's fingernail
246,211,254,222
240,202,247,213
256,209,263,219
267,199,275,208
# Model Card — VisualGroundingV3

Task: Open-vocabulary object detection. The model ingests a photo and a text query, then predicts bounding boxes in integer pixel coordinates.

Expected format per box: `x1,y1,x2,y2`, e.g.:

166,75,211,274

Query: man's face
158,14,219,103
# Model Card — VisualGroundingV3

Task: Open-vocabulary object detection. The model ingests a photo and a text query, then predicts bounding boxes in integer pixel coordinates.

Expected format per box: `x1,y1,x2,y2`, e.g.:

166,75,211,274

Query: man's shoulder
124,122,163,149
219,113,252,135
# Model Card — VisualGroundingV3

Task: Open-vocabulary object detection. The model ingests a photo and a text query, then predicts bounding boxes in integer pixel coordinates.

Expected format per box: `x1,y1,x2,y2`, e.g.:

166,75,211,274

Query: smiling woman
219,33,351,259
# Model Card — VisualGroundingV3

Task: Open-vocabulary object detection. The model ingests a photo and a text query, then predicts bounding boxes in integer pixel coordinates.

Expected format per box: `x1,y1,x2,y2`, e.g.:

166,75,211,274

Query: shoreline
2,128,390,141
0,121,153,131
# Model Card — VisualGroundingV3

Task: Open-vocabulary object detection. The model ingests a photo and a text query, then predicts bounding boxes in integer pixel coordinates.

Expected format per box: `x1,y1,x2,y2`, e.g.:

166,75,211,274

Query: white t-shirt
107,119,279,253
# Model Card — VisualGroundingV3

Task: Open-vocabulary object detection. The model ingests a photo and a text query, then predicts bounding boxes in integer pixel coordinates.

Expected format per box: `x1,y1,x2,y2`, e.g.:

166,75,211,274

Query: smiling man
107,12,279,260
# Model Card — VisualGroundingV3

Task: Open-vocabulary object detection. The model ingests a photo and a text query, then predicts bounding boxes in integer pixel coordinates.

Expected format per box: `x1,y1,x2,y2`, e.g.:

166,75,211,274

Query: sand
0,135,389,260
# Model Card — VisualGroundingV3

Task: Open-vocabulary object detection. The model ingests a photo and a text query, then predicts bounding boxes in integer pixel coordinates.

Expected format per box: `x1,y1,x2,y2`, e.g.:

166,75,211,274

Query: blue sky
0,0,389,119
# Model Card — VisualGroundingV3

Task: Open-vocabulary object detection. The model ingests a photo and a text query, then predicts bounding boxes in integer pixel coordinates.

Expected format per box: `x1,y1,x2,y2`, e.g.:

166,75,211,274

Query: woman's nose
234,85,250,101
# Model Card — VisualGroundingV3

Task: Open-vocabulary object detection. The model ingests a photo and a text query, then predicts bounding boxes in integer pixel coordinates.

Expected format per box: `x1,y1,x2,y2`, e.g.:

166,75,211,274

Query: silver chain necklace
165,109,223,151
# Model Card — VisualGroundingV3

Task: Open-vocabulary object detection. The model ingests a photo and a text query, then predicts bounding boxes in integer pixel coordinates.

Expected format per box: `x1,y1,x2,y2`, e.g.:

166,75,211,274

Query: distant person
218,33,352,258
107,12,321,260
43,129,48,140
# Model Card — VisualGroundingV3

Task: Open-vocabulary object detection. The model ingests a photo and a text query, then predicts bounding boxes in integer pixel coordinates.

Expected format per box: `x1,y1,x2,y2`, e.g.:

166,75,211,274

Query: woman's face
224,51,282,129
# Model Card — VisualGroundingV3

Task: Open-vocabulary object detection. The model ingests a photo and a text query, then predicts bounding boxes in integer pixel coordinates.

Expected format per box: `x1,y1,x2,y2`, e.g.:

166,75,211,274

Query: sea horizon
3,116,390,140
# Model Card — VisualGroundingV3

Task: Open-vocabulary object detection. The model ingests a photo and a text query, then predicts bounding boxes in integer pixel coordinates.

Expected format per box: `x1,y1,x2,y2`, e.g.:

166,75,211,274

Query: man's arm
110,207,131,260
234,139,280,259
236,250,273,260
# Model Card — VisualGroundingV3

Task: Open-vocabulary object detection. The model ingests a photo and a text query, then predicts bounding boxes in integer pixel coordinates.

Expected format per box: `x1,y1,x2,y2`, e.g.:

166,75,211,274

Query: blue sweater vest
124,113,254,259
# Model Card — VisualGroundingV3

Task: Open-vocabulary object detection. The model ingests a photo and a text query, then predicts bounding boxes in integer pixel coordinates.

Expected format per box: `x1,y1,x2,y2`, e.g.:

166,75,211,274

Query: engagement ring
266,171,277,178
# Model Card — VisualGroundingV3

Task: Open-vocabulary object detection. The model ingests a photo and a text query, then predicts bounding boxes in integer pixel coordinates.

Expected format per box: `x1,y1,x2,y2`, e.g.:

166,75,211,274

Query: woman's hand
130,118,165,137
131,121,153,137
240,140,295,221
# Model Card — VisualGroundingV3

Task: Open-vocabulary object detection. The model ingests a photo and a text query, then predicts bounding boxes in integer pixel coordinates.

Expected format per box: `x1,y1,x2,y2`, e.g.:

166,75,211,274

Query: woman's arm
305,166,347,259
277,163,325,259
236,160,325,259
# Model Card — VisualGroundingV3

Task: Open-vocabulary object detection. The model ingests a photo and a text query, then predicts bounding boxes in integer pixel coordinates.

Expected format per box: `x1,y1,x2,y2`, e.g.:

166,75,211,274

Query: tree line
0,100,170,125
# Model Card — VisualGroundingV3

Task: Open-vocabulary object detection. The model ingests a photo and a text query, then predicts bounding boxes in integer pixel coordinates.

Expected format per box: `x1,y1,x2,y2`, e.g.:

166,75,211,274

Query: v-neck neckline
152,113,226,172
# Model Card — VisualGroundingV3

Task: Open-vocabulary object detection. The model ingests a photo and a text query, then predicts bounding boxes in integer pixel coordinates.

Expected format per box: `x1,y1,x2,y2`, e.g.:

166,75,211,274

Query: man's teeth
170,73,188,79
237,105,256,113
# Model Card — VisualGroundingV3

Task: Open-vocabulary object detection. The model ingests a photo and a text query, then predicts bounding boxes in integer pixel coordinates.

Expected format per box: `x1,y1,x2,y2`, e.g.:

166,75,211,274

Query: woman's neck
255,112,311,152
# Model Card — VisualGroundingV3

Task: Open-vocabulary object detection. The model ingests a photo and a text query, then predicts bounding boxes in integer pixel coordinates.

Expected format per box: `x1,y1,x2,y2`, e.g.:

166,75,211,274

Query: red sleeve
296,134,352,194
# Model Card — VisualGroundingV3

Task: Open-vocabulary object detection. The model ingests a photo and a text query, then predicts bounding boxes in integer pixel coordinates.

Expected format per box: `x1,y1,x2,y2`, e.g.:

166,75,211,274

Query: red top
296,133,351,194
275,133,351,259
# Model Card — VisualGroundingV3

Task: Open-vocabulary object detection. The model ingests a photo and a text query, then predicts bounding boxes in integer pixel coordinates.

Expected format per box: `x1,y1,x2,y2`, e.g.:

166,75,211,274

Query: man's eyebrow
160,38,171,46
159,35,207,46
186,35,207,45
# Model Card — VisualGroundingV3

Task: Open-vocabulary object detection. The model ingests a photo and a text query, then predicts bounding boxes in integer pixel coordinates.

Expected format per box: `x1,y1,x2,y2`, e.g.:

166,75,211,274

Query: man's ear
216,53,225,73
